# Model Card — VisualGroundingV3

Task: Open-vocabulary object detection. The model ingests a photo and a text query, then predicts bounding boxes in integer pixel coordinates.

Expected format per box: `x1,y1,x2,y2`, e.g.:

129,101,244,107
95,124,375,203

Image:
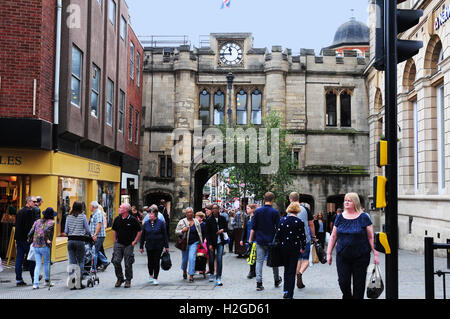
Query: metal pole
226,73,234,128
424,237,435,299
384,0,399,299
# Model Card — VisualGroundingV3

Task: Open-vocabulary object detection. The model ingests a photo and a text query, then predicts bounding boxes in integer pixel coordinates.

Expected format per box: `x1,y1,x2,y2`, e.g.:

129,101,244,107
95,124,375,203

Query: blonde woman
326,192,379,299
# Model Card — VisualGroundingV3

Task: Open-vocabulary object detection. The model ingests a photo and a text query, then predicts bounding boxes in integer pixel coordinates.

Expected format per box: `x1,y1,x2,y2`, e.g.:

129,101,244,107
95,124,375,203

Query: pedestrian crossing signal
377,140,388,167
375,232,391,254
373,176,387,208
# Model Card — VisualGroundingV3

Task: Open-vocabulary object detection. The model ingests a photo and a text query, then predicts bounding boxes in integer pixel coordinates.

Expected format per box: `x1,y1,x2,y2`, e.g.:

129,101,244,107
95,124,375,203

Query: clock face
219,42,243,65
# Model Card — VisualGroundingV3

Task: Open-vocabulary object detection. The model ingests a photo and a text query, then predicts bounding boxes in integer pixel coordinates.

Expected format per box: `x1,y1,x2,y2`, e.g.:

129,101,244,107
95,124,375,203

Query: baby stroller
83,241,100,288
195,241,208,278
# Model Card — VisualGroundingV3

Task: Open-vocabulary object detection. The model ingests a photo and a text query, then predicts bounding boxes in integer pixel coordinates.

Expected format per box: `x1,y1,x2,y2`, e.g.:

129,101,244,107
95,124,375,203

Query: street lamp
226,72,234,127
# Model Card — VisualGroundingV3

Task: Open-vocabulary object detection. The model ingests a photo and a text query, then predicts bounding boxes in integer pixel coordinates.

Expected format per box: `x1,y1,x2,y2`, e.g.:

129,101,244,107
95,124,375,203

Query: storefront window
57,177,87,236
98,181,115,228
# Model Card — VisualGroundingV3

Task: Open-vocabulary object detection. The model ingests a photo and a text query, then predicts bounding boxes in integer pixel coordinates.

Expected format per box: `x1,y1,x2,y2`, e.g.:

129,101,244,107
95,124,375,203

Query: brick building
0,0,143,261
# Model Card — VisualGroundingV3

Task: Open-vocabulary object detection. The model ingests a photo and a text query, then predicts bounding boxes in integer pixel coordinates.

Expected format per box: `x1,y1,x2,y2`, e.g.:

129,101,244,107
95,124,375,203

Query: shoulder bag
267,230,283,267
175,219,188,251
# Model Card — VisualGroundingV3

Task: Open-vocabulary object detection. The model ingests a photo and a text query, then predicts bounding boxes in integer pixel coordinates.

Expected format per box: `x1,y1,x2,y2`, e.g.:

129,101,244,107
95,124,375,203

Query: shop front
0,148,121,262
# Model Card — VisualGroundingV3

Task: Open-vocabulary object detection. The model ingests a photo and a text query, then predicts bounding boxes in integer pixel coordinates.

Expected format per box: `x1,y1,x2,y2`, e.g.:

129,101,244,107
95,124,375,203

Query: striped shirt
65,214,91,240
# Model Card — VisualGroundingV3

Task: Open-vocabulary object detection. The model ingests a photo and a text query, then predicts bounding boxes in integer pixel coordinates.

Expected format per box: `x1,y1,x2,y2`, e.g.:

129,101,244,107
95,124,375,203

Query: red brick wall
126,26,143,160
0,0,56,122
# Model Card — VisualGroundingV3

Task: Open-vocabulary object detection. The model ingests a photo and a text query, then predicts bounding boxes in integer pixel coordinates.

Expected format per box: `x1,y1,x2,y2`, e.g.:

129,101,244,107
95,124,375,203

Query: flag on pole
221,0,230,9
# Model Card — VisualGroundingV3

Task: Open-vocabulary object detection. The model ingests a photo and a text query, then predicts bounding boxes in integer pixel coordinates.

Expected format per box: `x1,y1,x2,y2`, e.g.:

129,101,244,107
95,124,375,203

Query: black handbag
366,264,384,299
160,251,172,271
267,231,283,267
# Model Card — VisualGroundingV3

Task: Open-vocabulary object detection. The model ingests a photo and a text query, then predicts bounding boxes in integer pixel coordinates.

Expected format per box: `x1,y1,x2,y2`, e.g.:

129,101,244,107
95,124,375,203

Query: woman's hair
344,192,362,213
70,201,84,217
286,202,301,214
248,204,257,210
195,211,205,220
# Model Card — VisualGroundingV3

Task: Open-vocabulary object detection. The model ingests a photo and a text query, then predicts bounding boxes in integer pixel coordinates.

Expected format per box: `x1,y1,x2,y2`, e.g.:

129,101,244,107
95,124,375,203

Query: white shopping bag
0,257,3,272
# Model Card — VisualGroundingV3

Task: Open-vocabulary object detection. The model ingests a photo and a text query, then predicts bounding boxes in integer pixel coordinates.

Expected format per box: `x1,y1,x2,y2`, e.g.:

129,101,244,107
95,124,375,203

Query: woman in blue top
139,207,169,285
327,192,379,299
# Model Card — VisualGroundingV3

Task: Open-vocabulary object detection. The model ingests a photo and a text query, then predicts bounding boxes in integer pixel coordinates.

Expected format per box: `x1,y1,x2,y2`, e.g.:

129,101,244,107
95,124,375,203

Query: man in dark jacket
205,203,228,286
249,192,282,291
15,196,38,286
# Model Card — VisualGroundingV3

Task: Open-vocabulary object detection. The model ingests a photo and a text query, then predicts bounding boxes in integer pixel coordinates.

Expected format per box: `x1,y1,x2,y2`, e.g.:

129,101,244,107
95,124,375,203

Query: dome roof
330,18,369,48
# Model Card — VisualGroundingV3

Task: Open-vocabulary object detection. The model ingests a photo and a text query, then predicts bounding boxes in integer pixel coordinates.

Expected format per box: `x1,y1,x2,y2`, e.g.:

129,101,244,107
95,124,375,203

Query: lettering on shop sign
88,162,101,175
435,5,450,30
0,156,22,166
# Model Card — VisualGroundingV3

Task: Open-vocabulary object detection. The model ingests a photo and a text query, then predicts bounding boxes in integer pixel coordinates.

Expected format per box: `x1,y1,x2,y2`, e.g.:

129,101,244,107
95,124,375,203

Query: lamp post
226,72,234,128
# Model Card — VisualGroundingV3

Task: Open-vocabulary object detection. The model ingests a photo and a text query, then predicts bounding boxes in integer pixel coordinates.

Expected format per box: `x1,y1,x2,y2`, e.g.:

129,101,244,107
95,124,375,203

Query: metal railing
424,237,450,299
138,35,190,48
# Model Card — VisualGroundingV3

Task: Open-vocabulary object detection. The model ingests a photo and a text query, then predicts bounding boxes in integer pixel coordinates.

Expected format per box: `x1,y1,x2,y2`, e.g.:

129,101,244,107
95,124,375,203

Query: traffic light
374,0,423,71
373,175,387,208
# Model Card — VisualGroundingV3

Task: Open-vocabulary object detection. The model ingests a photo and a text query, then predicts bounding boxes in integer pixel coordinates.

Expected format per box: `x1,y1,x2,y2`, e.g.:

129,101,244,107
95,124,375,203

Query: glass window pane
167,157,172,177
91,91,98,117
251,90,262,124
340,92,351,127
92,65,100,92
214,90,225,125
236,90,247,125
72,46,82,78
109,0,116,25
326,92,337,126
160,157,165,177
120,16,126,39
98,181,115,228
251,111,261,125
71,77,81,106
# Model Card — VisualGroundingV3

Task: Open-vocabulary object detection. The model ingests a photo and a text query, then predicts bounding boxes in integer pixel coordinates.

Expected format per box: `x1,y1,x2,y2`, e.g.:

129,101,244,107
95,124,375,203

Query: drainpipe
53,0,62,152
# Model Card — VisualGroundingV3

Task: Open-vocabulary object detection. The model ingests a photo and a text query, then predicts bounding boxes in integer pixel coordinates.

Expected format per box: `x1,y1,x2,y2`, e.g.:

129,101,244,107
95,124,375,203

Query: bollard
424,237,434,299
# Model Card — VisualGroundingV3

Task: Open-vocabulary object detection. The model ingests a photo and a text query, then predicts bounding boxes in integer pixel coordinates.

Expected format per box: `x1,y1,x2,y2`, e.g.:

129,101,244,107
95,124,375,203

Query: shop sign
0,156,22,166
88,162,101,176
435,5,450,30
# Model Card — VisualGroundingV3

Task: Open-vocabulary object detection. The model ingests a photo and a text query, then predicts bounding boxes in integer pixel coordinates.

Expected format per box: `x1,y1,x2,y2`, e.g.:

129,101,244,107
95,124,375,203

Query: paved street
0,243,448,300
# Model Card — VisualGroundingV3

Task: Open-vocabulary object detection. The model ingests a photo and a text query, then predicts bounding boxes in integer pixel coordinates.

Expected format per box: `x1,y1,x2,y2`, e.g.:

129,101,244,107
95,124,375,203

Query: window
236,90,247,125
71,45,83,107
97,0,102,6
106,79,114,126
97,181,115,228
109,0,116,25
214,90,225,125
159,156,172,177
120,16,127,40
199,90,210,125
128,105,133,142
437,84,445,192
119,90,125,132
136,52,141,87
135,111,139,144
340,91,351,127
326,91,337,126
251,89,262,125
91,64,100,117
130,42,135,80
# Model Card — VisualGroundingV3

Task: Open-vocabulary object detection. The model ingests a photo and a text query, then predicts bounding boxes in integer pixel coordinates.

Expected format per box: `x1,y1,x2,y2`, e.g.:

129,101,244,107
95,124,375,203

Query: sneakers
153,279,159,286
148,277,154,283
32,284,39,290
274,277,282,288
44,280,54,287
256,282,264,291
209,274,215,282
115,279,124,288
215,277,223,286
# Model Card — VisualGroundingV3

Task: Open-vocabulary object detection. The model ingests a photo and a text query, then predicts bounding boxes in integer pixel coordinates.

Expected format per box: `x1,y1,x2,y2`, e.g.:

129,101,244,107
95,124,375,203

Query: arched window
214,90,225,125
236,89,247,125
340,91,351,127
326,91,337,127
199,89,210,125
251,89,262,125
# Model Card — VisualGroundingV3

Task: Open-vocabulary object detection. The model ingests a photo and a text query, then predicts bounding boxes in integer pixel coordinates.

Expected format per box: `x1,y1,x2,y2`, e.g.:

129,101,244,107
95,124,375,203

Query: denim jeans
208,243,224,278
93,237,108,269
67,240,86,276
15,240,35,283
181,241,198,276
33,246,51,286
255,243,279,284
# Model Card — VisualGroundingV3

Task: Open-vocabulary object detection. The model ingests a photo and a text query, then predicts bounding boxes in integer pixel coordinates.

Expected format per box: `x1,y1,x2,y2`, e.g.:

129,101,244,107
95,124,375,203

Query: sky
127,0,370,55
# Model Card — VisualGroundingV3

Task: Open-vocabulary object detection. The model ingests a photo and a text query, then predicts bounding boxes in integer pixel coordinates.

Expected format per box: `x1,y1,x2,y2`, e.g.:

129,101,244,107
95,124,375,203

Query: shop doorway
145,192,172,217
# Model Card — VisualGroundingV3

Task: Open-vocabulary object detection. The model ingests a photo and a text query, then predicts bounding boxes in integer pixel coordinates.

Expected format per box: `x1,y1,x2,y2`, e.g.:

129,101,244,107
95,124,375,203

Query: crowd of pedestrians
11,191,379,299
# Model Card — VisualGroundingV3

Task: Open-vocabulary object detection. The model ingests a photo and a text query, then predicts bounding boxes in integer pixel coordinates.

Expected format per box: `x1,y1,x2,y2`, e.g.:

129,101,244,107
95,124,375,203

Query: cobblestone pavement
0,243,448,300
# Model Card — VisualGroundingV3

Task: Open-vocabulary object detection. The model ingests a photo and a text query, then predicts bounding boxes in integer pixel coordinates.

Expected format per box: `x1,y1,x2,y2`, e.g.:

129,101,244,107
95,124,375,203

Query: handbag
175,220,188,251
27,244,35,261
267,231,283,267
366,264,384,299
311,243,319,264
246,242,256,266
314,242,327,264
160,251,172,271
